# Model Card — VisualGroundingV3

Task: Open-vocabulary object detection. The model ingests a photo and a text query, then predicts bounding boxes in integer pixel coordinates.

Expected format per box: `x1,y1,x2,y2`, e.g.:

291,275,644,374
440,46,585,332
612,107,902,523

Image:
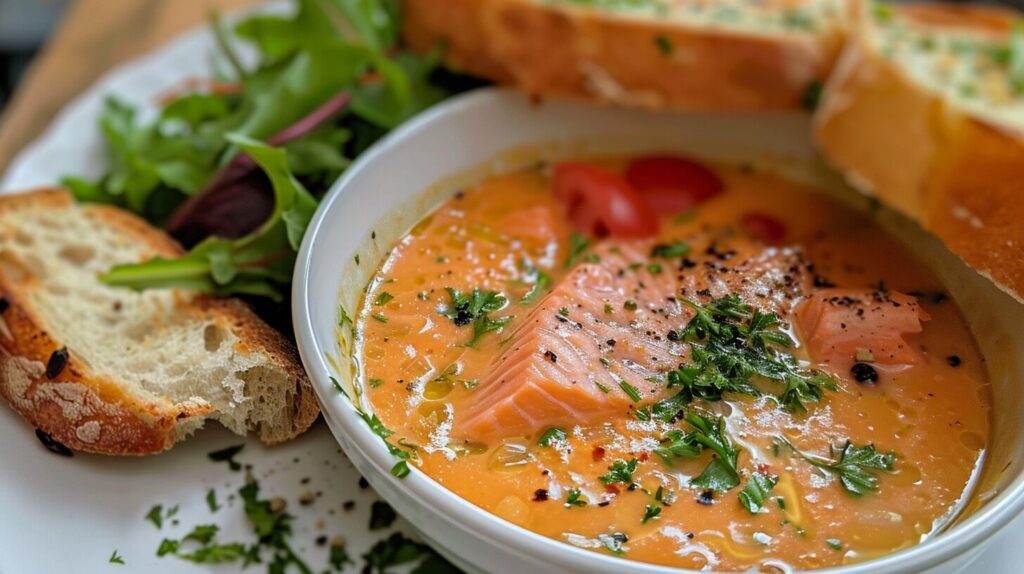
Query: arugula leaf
443,287,512,347
100,137,317,301
738,471,778,513
599,458,639,485
70,0,479,302
778,437,896,496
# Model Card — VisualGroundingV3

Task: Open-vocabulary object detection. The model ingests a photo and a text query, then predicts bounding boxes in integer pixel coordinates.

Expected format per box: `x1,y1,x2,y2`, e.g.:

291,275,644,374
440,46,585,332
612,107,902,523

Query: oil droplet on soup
353,157,991,571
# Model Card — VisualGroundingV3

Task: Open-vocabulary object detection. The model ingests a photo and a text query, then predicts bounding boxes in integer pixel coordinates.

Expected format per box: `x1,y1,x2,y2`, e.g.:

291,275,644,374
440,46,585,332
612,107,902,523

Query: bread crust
814,2,1024,303
403,0,844,110
0,189,318,455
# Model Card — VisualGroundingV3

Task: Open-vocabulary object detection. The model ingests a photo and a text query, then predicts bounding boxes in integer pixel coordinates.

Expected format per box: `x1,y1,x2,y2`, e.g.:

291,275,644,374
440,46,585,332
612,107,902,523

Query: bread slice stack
404,0,848,110
814,2,1024,303
0,190,319,455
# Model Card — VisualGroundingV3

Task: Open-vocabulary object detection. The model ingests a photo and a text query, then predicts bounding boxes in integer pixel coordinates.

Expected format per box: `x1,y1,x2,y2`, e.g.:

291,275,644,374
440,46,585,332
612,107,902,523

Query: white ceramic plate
0,6,431,574
0,7,1021,574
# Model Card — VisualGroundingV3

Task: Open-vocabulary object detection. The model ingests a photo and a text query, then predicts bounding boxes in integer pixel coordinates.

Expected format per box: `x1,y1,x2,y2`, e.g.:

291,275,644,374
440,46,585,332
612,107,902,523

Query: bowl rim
293,87,1024,574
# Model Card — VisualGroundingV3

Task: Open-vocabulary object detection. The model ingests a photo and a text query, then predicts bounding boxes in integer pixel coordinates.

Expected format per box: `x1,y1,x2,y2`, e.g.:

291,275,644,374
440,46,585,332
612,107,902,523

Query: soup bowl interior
293,88,1024,574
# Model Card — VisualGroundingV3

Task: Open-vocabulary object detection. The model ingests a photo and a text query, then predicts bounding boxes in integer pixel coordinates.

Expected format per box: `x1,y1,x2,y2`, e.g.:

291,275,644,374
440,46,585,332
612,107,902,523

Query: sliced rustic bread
403,0,847,110
814,1,1024,302
0,189,319,455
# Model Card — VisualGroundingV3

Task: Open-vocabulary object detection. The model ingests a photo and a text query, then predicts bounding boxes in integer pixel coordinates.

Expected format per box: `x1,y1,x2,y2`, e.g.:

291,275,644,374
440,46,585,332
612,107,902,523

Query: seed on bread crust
35,429,73,457
46,347,69,379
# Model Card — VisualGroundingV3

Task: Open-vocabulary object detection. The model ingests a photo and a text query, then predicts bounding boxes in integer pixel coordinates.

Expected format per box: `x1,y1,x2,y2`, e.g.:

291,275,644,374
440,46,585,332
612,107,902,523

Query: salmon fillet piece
794,288,929,371
452,239,813,443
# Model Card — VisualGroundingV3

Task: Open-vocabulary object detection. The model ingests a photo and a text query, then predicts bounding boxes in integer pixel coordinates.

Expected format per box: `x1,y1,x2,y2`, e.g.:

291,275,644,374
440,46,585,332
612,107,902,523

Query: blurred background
0,0,1022,171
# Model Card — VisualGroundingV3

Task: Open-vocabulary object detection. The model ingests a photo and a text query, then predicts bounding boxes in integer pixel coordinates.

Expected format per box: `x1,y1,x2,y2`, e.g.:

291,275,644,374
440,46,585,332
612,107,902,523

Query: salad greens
67,0,481,302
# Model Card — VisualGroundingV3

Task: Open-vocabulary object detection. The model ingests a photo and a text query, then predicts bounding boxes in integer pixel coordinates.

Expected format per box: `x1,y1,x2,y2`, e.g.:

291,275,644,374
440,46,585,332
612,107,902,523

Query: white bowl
293,88,1024,574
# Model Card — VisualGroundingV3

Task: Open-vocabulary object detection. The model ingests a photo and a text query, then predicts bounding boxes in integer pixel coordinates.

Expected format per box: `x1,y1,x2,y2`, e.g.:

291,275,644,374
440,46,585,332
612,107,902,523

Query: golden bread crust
0,189,318,455
814,2,1024,303
403,0,844,110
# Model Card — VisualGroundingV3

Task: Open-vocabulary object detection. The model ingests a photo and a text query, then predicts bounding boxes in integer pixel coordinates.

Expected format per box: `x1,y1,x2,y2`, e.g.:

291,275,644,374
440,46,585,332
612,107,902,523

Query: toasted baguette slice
403,0,847,110
814,1,1024,302
0,190,318,455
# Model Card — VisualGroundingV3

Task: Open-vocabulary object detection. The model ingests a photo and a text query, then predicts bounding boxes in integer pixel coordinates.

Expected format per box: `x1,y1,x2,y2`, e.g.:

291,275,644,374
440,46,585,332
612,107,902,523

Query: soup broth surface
353,157,990,571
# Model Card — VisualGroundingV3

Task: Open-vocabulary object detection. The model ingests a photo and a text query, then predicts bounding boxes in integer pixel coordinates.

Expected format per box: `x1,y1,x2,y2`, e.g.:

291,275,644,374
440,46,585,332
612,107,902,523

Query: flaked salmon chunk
452,238,815,443
794,288,929,371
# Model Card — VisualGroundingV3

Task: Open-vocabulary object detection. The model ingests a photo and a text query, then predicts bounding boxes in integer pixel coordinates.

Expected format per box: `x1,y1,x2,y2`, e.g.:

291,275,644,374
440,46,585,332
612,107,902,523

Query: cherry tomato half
741,212,787,244
552,163,659,239
625,154,724,213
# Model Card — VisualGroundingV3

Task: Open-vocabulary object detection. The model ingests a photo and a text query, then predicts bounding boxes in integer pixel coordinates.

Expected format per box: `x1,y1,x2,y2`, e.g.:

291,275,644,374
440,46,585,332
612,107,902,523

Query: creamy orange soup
352,157,990,571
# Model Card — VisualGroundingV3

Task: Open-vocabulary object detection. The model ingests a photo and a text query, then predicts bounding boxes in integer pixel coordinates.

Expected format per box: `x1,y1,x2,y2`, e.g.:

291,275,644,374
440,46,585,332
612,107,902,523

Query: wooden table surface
0,0,260,174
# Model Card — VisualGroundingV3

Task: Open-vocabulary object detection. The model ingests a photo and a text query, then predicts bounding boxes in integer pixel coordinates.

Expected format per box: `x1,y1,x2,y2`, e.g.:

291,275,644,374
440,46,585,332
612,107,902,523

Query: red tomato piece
741,212,787,244
551,163,659,238
625,155,724,213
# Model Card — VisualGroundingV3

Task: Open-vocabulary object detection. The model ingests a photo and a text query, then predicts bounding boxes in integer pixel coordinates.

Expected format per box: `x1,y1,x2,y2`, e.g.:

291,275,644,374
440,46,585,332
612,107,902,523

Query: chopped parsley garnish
599,458,639,485
369,501,398,530
827,538,843,551
663,295,837,413
373,291,394,306
604,303,614,314
597,533,629,555
565,488,588,508
208,444,245,471
641,504,662,524
654,412,740,492
329,541,352,570
538,427,568,447
369,378,384,388
206,489,220,512
595,381,612,393
564,232,592,268
156,523,250,565
618,380,642,402
650,240,690,259
520,263,552,305
778,437,896,496
390,461,411,478
330,376,349,398
362,532,457,573
146,504,165,529
623,300,638,312
371,313,388,323
738,470,778,513
443,287,513,347
109,550,125,565
584,253,601,263
647,263,663,274
558,306,570,317
685,412,741,492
